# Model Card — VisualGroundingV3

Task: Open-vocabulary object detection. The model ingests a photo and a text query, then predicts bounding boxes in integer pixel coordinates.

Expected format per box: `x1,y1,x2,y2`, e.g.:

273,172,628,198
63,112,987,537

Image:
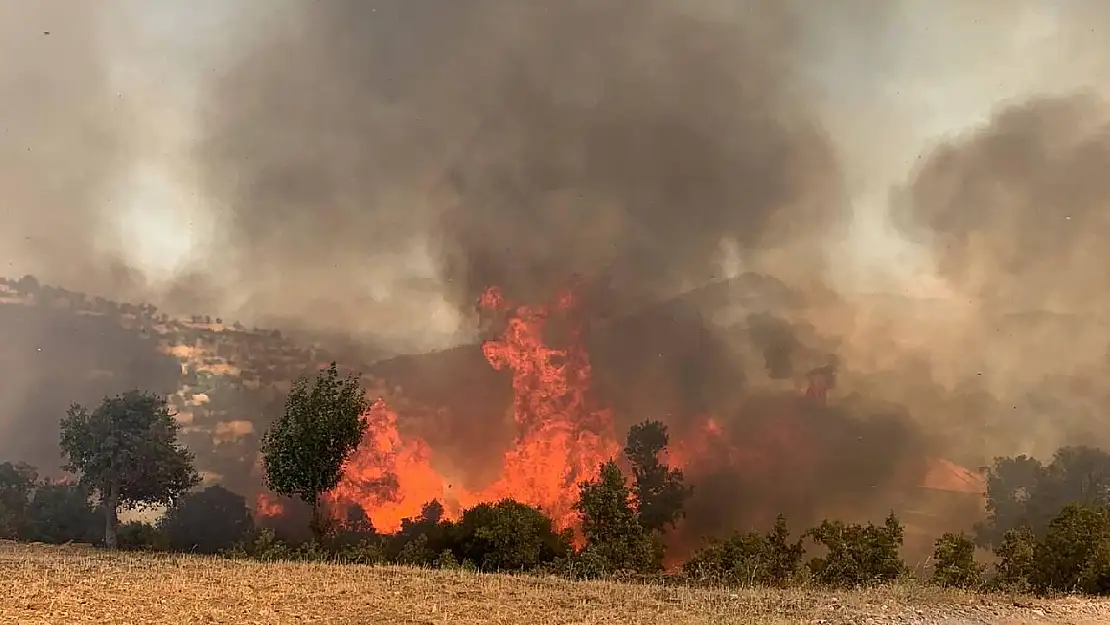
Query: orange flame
326,285,619,533
255,492,285,518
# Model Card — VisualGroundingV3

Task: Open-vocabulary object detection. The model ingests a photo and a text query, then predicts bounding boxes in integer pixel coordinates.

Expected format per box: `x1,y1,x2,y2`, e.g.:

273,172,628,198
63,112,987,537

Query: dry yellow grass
2,541,1110,625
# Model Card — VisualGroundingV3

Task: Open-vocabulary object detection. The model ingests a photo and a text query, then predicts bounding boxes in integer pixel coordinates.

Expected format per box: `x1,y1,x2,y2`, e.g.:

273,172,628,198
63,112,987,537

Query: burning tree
59,390,199,549
260,362,369,541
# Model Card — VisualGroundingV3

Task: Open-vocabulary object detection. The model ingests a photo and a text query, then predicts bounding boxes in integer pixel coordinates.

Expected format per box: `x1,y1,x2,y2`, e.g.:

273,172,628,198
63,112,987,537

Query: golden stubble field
2,541,1110,625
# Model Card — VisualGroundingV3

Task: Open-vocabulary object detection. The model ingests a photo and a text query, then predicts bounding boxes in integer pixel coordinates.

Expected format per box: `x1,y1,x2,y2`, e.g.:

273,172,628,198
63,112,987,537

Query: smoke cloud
195,0,854,349
0,2,138,296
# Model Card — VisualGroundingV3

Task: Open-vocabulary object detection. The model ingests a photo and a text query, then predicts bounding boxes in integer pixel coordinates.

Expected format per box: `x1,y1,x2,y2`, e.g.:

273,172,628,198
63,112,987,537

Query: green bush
227,528,295,561
1032,504,1110,594
159,485,254,554
389,500,452,566
930,532,984,589
21,481,100,544
683,515,804,587
450,499,572,572
805,512,907,588
992,526,1036,592
574,460,661,576
547,546,613,580
117,521,166,551
0,462,36,539
330,537,388,565
434,548,460,569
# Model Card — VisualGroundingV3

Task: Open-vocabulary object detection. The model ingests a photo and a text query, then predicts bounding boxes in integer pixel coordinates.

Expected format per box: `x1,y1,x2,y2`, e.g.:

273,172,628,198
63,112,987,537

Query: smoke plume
893,92,1110,457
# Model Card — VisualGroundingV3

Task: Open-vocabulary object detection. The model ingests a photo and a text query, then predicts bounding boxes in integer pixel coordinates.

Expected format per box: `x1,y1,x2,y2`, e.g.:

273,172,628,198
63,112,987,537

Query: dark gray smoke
198,0,848,332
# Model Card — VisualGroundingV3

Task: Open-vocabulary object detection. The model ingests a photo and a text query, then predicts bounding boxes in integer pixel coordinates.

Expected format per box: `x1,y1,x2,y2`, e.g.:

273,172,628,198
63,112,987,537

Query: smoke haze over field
6,0,1110,531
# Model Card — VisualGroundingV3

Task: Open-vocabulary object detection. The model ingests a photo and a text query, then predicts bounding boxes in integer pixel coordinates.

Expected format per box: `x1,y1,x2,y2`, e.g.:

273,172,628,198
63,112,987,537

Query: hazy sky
7,0,1109,339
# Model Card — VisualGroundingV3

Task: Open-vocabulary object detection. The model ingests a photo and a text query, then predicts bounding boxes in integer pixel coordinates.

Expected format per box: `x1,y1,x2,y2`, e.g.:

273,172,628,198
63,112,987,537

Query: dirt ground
2,540,1110,624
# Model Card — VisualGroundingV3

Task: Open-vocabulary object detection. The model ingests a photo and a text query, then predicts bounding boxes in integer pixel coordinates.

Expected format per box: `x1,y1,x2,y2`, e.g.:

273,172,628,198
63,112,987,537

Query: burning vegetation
255,281,981,554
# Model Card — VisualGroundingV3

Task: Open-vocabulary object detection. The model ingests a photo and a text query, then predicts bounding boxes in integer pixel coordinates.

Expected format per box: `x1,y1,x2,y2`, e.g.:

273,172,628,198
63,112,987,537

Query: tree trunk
103,482,120,549
308,494,330,544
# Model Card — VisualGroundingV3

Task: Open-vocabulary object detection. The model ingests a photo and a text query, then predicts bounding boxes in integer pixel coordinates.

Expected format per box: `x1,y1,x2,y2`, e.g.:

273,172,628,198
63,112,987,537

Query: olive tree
59,390,199,549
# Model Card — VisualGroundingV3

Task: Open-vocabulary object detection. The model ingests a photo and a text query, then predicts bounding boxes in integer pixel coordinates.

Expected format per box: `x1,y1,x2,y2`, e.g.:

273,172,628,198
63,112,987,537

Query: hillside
0,275,382,497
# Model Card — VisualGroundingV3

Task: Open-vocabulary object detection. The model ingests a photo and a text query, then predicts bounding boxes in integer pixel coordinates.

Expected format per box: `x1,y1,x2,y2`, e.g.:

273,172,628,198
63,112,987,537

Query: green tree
451,498,572,571
930,532,984,589
1032,503,1110,594
805,512,907,588
683,515,804,587
259,362,369,541
623,420,692,533
976,454,1047,546
59,390,199,549
0,462,37,538
574,460,659,575
159,485,255,554
992,526,1036,592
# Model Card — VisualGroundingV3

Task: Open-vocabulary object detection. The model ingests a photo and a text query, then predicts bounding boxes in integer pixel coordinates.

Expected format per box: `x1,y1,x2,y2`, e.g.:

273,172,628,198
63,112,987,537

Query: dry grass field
2,541,1110,625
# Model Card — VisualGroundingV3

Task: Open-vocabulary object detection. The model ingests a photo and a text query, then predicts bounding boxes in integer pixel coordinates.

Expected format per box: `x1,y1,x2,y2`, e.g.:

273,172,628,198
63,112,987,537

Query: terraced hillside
0,275,377,498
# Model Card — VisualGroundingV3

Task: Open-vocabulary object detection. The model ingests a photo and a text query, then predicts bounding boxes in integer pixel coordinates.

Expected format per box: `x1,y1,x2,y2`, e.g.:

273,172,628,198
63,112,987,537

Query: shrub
805,512,907,588
228,528,295,561
451,499,572,572
389,500,452,565
159,485,254,554
330,537,387,565
396,533,434,565
992,526,1036,592
930,532,984,589
21,481,99,544
0,462,36,539
434,548,460,569
548,546,613,580
683,515,804,587
117,521,166,551
574,460,661,576
1032,503,1110,595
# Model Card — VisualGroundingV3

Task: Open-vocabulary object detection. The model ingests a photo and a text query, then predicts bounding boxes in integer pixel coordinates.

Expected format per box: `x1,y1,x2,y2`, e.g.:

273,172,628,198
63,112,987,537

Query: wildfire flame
326,285,619,533
256,284,985,539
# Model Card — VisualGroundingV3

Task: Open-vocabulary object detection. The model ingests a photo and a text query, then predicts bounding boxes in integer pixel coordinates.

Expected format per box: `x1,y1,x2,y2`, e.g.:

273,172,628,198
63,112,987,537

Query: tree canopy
623,420,691,533
259,362,369,540
574,460,659,575
59,390,199,548
977,446,1110,547
159,484,255,554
